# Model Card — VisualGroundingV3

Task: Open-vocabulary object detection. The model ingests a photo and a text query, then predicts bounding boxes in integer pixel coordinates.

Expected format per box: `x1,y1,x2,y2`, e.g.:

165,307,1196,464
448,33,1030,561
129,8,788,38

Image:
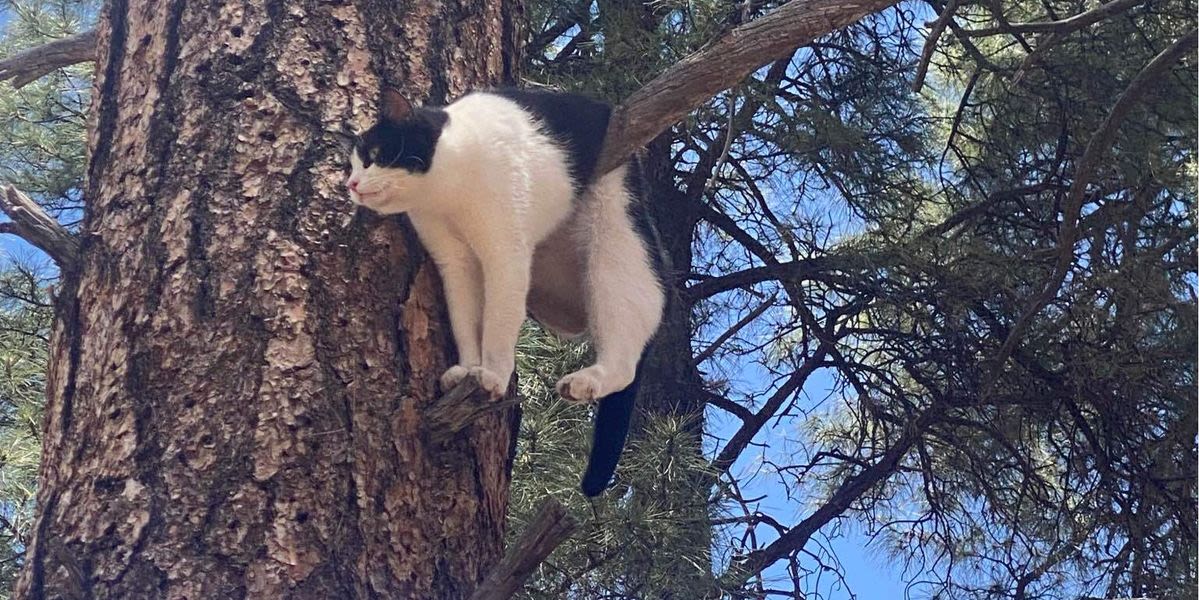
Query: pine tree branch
596,0,901,174
693,293,777,366
959,0,1148,36
0,185,79,272
685,254,866,302
912,0,963,92
0,29,97,89
470,499,577,600
986,27,1197,382
710,344,830,474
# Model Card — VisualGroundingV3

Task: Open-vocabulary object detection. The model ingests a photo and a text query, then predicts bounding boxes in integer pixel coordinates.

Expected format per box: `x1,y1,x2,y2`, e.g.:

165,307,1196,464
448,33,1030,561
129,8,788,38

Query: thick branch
596,0,900,174
470,499,577,600
422,375,519,445
0,185,79,272
0,29,97,89
987,28,1197,379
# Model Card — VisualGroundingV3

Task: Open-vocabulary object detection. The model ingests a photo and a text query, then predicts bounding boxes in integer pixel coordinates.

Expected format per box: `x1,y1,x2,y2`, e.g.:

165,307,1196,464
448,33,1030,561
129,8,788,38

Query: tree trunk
638,135,717,598
16,1,522,598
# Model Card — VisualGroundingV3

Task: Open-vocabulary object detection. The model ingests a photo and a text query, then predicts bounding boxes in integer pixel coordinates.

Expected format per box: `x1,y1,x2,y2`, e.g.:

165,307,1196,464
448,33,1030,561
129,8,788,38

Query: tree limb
693,293,777,366
596,0,901,174
711,344,829,474
470,499,577,600
685,254,865,302
987,27,1197,381
727,401,945,583
0,185,79,272
960,0,1148,36
912,0,963,92
0,29,97,89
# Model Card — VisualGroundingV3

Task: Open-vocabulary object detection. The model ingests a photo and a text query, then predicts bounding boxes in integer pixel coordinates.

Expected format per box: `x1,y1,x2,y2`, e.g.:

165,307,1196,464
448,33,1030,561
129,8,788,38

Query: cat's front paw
440,365,471,391
468,366,508,400
556,368,604,404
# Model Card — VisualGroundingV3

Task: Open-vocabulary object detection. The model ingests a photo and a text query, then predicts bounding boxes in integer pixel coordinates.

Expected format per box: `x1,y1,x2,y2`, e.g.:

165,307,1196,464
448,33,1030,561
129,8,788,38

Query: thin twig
693,293,777,366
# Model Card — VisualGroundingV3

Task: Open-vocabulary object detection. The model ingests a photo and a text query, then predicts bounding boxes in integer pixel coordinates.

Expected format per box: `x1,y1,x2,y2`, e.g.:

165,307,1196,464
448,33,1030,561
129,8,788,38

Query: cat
346,87,665,496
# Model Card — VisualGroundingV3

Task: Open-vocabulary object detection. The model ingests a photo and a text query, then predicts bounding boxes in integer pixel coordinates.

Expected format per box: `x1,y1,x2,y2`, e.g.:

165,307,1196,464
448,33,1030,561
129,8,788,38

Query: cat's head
345,89,448,214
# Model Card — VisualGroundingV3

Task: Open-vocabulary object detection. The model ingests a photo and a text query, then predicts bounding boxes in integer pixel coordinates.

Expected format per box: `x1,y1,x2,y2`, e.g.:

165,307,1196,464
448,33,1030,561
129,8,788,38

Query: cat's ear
380,88,413,122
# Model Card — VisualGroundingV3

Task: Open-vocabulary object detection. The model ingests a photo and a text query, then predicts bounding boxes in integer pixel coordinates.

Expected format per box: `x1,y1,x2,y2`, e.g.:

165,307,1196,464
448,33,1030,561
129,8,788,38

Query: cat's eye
369,148,381,162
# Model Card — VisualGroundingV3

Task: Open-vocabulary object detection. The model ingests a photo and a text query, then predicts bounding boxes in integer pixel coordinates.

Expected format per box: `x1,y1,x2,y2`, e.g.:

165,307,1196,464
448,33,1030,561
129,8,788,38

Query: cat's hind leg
557,168,664,404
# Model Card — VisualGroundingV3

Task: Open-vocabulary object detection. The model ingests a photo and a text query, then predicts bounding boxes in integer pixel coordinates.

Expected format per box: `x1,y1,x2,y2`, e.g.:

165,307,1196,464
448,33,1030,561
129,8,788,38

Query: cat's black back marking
490,88,611,190
623,155,666,278
357,107,449,173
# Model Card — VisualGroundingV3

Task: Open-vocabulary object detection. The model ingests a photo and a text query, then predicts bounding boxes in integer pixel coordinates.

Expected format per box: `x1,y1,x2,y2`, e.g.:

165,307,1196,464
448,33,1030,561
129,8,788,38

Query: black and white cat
346,88,665,496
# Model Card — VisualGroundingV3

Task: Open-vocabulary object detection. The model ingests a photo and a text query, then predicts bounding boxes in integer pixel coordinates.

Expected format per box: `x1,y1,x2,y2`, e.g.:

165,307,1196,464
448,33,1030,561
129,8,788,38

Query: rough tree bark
16,0,522,598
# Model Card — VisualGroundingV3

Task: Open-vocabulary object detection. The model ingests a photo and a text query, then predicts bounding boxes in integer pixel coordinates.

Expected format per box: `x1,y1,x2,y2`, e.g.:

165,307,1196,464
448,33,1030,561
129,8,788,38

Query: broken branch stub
423,374,519,444
470,499,578,600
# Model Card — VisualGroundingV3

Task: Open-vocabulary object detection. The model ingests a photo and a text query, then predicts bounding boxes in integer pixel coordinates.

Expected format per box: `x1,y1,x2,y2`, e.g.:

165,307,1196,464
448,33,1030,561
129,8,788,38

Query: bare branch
0,185,79,272
422,374,519,445
960,0,1148,36
470,499,577,600
0,30,97,89
728,402,945,583
693,293,777,366
987,28,1197,380
703,390,756,422
912,0,963,92
685,254,866,302
597,0,901,174
711,344,829,474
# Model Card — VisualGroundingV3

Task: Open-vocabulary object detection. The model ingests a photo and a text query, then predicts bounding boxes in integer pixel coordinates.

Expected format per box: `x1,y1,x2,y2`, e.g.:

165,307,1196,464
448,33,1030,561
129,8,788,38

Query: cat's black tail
580,359,645,497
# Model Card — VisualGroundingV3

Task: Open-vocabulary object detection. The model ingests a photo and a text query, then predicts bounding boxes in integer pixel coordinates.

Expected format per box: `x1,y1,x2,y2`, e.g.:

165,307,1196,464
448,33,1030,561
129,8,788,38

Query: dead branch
596,0,901,174
0,29,97,89
0,185,79,272
987,27,1197,383
470,499,577,600
423,374,519,445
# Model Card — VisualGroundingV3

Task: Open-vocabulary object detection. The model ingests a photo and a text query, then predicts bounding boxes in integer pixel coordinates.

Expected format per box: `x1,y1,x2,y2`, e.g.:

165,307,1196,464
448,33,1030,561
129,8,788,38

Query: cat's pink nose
347,177,359,192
